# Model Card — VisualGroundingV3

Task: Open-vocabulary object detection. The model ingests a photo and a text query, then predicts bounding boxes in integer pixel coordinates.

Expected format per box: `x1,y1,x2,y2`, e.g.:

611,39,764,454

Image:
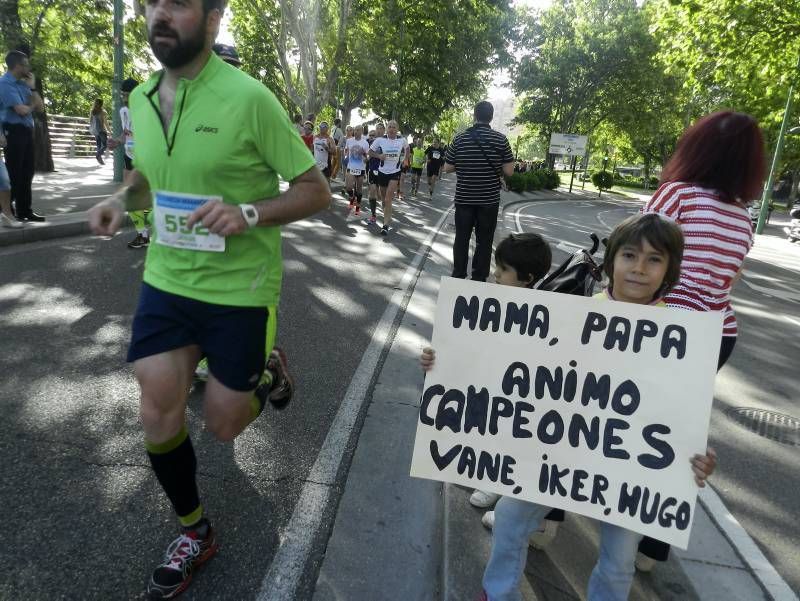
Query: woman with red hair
637,110,766,570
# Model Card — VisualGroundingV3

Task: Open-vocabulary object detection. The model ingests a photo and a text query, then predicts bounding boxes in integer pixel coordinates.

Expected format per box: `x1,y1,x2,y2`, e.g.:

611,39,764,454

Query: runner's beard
149,22,206,69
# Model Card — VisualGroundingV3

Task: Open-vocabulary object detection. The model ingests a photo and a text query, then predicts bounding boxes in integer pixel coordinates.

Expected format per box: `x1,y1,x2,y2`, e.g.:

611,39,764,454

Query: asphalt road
3,186,797,600
504,197,800,596
0,176,455,601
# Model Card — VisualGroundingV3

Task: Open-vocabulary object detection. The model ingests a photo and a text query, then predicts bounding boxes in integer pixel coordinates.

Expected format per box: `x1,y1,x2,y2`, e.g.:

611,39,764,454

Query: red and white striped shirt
642,182,753,336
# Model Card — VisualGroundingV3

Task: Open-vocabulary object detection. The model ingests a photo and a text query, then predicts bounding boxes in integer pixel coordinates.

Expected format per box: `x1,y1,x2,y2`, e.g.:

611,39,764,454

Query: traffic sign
549,133,588,156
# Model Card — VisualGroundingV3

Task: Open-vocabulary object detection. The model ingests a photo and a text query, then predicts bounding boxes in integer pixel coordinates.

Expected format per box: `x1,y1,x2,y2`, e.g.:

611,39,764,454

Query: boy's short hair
603,213,684,293
495,232,552,286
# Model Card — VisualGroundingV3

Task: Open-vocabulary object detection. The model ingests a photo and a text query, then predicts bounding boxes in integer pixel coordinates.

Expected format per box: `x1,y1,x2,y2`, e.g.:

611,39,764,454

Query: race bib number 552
154,191,226,252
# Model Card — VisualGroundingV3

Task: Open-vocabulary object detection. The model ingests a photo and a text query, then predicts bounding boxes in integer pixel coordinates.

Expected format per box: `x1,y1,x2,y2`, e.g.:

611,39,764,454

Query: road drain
726,407,800,446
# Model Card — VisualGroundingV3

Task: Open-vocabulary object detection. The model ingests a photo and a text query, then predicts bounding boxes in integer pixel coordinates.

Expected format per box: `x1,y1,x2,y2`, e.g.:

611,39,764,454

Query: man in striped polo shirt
443,101,514,281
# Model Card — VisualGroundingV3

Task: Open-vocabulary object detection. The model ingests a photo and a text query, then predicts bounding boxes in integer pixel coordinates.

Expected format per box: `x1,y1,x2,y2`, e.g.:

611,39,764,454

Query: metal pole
568,155,577,193
757,52,800,234
112,0,124,183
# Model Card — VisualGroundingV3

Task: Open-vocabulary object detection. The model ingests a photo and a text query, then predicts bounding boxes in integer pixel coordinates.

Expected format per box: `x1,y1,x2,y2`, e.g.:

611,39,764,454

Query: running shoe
128,233,147,249
255,347,294,410
381,225,390,236
0,213,23,228
147,521,218,600
194,358,209,382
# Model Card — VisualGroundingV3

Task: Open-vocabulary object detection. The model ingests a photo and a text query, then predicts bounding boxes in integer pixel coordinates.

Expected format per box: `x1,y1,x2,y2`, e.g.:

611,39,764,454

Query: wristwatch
239,203,259,228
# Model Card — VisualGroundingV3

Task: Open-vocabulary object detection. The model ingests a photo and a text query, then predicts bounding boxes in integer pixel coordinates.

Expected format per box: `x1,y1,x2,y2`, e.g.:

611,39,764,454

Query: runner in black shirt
425,137,446,196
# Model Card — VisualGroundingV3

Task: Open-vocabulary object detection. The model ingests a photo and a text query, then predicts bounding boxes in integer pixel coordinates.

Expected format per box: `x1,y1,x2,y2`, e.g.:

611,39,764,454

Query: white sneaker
481,510,560,549
469,489,500,508
0,213,23,228
634,551,657,572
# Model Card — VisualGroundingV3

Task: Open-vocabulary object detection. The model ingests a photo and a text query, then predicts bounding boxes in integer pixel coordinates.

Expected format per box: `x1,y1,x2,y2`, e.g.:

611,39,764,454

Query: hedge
507,169,560,193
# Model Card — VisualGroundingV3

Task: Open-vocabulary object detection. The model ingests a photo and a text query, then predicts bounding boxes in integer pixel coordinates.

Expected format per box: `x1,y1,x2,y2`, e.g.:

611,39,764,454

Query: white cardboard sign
549,133,588,156
410,278,722,548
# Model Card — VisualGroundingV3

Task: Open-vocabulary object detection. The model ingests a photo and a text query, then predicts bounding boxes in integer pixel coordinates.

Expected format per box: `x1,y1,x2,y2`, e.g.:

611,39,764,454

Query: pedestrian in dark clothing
0,50,44,221
443,101,514,281
89,98,110,165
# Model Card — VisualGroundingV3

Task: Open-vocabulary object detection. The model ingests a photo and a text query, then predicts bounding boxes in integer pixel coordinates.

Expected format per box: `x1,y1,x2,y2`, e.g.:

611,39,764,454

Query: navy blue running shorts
127,282,269,391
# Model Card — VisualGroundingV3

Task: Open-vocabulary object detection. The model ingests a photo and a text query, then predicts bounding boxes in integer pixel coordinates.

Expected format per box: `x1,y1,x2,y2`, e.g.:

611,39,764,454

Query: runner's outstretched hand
88,197,124,236
691,447,717,487
187,199,248,236
420,347,436,372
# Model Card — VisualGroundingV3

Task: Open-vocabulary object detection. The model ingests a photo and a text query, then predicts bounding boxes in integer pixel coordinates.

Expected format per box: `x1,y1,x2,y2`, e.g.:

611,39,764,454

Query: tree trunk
0,0,26,50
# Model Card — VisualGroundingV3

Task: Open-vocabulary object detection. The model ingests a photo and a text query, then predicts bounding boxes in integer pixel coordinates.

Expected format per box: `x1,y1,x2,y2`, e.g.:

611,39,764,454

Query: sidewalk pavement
313,188,781,601
0,158,348,247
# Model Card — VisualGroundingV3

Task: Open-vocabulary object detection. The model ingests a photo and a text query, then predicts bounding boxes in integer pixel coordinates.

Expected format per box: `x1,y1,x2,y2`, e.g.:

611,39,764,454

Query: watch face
246,208,256,219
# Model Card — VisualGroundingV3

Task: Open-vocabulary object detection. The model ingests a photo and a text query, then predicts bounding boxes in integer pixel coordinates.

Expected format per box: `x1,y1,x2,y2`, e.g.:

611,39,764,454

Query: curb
0,211,99,248
0,181,347,249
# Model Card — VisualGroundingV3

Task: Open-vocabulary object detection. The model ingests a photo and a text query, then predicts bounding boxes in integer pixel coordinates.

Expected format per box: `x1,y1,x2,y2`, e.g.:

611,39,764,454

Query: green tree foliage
4,1,153,116
512,0,658,153
651,0,800,128
229,0,352,116
0,0,152,170
228,1,294,112
651,0,800,194
352,0,514,134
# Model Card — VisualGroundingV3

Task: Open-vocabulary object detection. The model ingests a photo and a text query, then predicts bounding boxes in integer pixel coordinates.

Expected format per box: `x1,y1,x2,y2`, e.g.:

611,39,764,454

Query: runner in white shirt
368,120,409,235
313,122,336,182
345,125,370,216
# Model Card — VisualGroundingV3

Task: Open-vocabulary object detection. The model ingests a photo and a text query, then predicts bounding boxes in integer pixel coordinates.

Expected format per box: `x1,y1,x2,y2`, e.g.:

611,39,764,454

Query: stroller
536,233,604,297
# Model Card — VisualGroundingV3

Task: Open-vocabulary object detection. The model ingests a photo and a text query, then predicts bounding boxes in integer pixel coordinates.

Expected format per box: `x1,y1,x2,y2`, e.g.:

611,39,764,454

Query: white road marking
700,485,799,601
511,202,594,255
783,316,800,328
255,204,454,601
67,194,108,200
741,278,800,303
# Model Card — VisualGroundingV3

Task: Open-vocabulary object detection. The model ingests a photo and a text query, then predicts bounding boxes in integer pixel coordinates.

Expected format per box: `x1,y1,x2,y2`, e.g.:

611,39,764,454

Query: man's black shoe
24,213,45,222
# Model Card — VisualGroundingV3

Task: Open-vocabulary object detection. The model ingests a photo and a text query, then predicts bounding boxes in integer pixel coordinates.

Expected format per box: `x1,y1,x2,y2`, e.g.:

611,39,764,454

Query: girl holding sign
473,214,718,601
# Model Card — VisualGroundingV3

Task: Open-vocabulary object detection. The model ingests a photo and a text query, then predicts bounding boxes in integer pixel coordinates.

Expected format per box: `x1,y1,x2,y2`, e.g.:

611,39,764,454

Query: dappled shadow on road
32,157,120,216
0,174,456,599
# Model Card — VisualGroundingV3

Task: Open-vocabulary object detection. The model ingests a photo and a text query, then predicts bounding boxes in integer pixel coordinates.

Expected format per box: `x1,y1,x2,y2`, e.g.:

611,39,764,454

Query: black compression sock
146,427,202,526
370,198,377,216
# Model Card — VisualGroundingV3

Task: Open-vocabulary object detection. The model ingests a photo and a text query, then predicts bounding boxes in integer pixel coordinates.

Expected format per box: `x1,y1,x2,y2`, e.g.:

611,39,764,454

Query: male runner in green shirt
409,136,426,196
88,1,329,598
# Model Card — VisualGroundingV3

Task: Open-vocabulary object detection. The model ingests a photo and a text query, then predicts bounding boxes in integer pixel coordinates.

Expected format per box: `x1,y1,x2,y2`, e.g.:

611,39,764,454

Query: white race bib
124,138,135,160
154,191,226,252
432,151,441,160
349,167,363,175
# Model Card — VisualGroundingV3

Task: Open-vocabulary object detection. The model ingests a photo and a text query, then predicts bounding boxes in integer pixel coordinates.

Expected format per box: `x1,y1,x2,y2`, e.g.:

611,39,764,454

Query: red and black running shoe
255,346,294,409
147,521,218,599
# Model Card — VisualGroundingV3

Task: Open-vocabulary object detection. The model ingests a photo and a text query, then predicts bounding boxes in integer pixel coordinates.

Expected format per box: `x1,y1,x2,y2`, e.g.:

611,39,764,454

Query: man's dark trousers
4,123,35,217
452,202,499,281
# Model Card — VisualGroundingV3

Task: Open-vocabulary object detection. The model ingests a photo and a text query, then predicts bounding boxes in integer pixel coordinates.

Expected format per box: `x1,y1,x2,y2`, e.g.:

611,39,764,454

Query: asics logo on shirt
195,125,219,134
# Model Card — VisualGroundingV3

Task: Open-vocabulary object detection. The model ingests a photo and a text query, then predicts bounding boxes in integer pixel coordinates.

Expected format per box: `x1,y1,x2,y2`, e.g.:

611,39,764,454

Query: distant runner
409,136,426,196
368,119,409,236
365,123,385,226
345,125,369,216
314,122,336,182
425,137,445,196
